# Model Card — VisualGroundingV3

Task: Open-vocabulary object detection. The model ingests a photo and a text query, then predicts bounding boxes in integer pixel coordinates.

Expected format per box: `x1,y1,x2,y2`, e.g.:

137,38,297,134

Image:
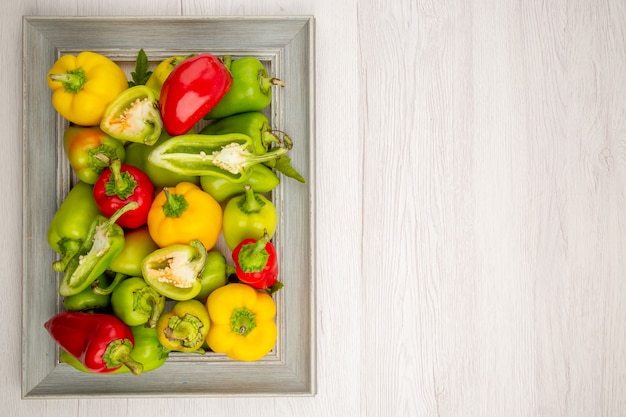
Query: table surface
4,1,626,416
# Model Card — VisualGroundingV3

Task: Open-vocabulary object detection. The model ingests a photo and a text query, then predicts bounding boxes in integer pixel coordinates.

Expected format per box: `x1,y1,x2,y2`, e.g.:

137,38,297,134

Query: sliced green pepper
194,250,234,303
111,276,166,328
156,299,210,353
60,324,170,374
124,131,200,188
100,85,163,146
47,181,101,272
200,111,280,155
63,126,126,185
205,56,284,119
147,133,288,182
62,272,113,312
108,226,159,277
141,239,207,301
58,201,138,298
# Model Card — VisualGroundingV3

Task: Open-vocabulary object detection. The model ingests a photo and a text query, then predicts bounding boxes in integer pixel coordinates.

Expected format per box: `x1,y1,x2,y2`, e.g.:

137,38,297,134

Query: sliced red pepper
44,312,143,375
93,159,154,229
159,53,232,135
231,231,279,290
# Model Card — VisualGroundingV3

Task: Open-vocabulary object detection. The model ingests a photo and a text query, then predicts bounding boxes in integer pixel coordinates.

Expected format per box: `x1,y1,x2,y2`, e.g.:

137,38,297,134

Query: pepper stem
92,272,127,295
238,185,265,213
230,307,257,337
212,143,288,175
102,201,139,229
161,187,189,218
104,159,137,200
101,338,144,375
164,313,205,349
49,67,87,94
237,232,271,273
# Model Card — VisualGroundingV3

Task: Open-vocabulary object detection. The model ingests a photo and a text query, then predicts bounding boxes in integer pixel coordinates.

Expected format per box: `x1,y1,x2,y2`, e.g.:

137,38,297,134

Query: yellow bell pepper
147,182,222,249
47,51,128,126
205,283,277,361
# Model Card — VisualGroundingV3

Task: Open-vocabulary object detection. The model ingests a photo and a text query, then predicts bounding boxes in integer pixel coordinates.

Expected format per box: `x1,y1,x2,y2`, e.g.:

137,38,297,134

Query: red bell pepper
93,159,154,229
44,311,144,375
159,53,232,135
232,231,279,290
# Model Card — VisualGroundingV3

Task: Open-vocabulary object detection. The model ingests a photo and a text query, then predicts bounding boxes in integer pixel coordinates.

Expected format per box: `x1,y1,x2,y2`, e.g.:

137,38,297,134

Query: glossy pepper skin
148,133,288,182
47,181,101,272
62,272,113,312
60,324,169,374
141,239,207,301
146,182,222,249
159,53,233,136
111,277,166,328
222,185,277,250
63,126,126,184
93,159,155,229
232,232,279,290
58,201,138,297
145,54,194,94
200,111,280,155
45,312,143,375
108,226,159,277
124,131,200,188
100,85,163,146
205,56,285,120
205,283,277,361
156,299,211,353
47,51,128,126
200,164,279,203
194,250,233,303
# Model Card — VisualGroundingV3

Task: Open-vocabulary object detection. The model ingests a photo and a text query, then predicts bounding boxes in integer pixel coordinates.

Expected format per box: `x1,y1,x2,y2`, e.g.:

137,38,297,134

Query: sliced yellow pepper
47,51,128,126
205,283,277,362
146,182,222,249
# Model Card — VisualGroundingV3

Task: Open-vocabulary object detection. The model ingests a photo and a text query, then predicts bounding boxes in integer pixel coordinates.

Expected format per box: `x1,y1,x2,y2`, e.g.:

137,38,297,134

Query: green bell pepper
47,181,101,272
194,250,234,303
141,239,207,301
111,276,166,328
124,130,200,188
58,201,138,297
60,324,170,374
205,56,284,119
222,185,278,250
62,272,113,312
148,133,288,182
100,85,163,146
200,164,279,203
108,226,159,277
63,125,126,185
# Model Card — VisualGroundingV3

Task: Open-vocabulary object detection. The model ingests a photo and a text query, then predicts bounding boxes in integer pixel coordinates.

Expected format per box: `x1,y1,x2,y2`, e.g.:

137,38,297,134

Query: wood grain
3,0,626,415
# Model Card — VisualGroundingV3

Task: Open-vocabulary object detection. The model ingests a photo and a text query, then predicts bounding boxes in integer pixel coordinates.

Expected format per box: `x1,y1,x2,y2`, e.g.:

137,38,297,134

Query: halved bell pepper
100,85,163,145
58,201,138,297
156,299,211,353
47,51,128,126
124,131,200,188
108,226,159,277
222,185,277,250
205,56,284,120
205,283,277,361
141,239,207,301
47,181,101,272
148,133,288,182
111,276,166,328
63,126,126,184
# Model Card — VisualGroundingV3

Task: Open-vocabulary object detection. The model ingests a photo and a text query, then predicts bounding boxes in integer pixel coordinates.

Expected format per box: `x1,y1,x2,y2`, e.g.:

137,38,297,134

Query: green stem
105,159,137,200
161,187,189,218
239,185,264,213
102,339,143,376
49,67,87,94
92,272,127,295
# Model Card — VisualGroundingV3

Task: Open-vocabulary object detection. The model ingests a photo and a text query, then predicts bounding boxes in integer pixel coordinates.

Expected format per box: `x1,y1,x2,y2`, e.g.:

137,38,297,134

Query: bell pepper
159,53,233,136
62,272,113,312
47,181,101,272
108,226,159,277
147,133,288,182
111,276,166,328
141,239,207,301
232,231,279,290
100,85,163,145
194,250,234,303
222,185,277,250
205,283,277,361
47,51,128,126
156,299,211,353
63,126,126,184
124,131,200,188
93,159,155,229
58,201,138,297
45,311,143,375
60,324,169,374
145,54,194,93
146,182,222,249
205,56,284,120
200,164,279,203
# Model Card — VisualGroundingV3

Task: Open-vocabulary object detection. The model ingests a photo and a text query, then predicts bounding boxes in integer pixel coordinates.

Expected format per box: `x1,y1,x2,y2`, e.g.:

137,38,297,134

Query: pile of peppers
43,49,303,375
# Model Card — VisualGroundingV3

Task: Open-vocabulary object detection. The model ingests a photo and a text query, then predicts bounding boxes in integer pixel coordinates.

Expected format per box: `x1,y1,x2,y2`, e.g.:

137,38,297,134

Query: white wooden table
3,0,626,416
